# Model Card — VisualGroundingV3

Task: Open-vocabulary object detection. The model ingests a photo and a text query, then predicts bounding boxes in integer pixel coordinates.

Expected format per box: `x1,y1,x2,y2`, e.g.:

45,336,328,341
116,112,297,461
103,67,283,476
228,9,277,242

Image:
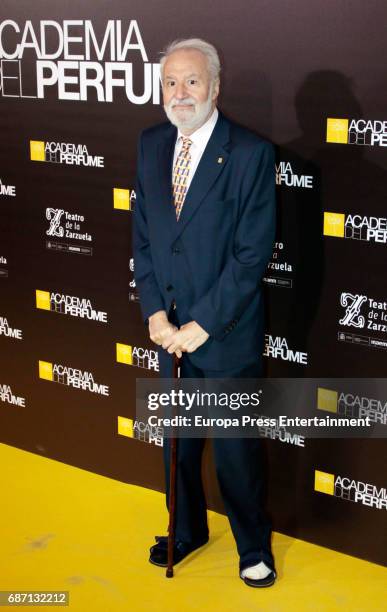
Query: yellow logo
36,289,51,310
39,360,53,381
116,343,132,364
117,416,134,437
326,118,348,144
30,140,45,161
113,188,130,210
323,212,345,237
314,470,335,495
317,387,338,413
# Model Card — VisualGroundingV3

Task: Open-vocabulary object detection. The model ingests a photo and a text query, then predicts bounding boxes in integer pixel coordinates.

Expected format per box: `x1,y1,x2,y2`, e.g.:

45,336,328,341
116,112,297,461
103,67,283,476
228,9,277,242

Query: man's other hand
163,321,209,355
148,310,182,357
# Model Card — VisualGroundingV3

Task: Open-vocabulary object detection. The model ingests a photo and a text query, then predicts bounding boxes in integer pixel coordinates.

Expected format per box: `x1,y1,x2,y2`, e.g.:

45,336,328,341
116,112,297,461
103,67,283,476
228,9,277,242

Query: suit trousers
157,307,275,574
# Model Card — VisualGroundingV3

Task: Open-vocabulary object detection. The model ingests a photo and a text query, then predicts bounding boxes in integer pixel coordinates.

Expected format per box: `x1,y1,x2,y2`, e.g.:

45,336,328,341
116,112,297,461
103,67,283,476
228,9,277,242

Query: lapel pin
217,157,223,164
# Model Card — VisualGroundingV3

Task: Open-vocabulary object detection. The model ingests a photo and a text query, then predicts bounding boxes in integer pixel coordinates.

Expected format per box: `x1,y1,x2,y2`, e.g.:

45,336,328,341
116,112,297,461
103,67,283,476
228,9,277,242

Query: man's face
162,48,219,133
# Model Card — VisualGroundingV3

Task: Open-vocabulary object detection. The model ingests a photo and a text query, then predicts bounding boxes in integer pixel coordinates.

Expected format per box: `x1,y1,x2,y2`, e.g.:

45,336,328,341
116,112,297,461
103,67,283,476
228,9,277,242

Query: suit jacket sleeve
132,133,165,324
188,141,276,341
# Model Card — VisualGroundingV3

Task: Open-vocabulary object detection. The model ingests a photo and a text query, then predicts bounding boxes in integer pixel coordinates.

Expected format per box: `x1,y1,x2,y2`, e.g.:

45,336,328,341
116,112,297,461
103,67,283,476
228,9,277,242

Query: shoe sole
148,557,170,568
240,573,276,588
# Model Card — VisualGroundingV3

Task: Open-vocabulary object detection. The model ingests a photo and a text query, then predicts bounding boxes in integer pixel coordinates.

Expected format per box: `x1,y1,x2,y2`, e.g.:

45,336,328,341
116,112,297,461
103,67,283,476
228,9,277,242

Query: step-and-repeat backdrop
1,2,386,565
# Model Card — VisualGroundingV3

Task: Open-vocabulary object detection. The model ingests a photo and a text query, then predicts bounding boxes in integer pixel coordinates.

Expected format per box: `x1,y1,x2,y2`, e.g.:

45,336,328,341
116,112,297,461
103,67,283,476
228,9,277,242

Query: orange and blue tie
172,136,192,220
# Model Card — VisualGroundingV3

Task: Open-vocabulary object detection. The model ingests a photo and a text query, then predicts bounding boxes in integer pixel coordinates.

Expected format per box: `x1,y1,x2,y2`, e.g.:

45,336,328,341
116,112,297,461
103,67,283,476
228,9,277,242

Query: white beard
164,85,214,132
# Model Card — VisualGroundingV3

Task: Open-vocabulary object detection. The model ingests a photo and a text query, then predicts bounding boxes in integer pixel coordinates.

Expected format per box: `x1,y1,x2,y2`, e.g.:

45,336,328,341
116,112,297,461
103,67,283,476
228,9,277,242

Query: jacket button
172,246,180,254
166,284,173,291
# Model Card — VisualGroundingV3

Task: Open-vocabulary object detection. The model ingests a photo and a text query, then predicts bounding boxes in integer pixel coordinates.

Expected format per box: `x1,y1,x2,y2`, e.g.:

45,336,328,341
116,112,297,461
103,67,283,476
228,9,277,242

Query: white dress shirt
172,106,219,191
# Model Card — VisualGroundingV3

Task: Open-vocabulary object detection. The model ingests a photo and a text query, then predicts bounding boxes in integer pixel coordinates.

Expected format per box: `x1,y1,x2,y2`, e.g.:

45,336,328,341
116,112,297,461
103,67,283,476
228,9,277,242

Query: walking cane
166,352,181,578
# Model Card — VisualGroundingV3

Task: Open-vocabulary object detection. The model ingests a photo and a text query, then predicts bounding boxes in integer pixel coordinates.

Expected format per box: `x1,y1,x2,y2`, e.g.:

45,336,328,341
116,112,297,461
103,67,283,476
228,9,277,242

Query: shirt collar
177,106,219,149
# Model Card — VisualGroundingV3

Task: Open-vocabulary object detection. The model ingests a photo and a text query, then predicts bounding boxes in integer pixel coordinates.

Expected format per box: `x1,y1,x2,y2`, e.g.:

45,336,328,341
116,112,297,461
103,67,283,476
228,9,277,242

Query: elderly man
133,38,276,587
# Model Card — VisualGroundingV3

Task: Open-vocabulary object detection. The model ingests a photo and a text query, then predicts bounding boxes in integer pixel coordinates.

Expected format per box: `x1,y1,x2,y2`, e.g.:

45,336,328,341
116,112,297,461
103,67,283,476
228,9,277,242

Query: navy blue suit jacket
133,110,276,370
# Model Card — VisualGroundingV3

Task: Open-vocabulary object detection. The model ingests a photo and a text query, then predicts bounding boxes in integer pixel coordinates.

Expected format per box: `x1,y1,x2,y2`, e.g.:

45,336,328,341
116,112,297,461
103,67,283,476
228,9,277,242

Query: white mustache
169,98,196,108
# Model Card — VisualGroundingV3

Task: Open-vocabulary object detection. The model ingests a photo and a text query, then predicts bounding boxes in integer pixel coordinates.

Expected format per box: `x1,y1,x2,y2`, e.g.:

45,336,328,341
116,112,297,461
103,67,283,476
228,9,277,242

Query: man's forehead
163,49,208,76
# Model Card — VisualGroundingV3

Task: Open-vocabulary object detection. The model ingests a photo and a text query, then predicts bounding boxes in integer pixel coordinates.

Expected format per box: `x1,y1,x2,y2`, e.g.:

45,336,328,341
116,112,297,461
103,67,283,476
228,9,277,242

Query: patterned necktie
172,136,192,220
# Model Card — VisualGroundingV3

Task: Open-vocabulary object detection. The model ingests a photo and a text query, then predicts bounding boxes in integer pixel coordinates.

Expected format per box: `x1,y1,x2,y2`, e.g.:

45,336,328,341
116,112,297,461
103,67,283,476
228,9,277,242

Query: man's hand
162,320,209,355
148,310,182,357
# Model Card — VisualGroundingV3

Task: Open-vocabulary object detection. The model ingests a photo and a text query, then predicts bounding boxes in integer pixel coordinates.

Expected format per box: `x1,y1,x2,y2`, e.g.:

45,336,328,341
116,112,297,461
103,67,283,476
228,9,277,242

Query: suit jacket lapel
171,112,231,242
157,123,177,227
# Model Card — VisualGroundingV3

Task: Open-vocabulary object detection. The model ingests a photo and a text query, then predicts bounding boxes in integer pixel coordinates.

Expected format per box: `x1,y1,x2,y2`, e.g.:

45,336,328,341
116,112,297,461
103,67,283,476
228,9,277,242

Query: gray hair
160,38,221,83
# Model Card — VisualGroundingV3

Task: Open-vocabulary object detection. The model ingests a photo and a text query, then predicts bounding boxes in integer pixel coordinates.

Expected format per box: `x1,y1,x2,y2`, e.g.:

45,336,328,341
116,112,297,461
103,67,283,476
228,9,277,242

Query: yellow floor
0,442,385,611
